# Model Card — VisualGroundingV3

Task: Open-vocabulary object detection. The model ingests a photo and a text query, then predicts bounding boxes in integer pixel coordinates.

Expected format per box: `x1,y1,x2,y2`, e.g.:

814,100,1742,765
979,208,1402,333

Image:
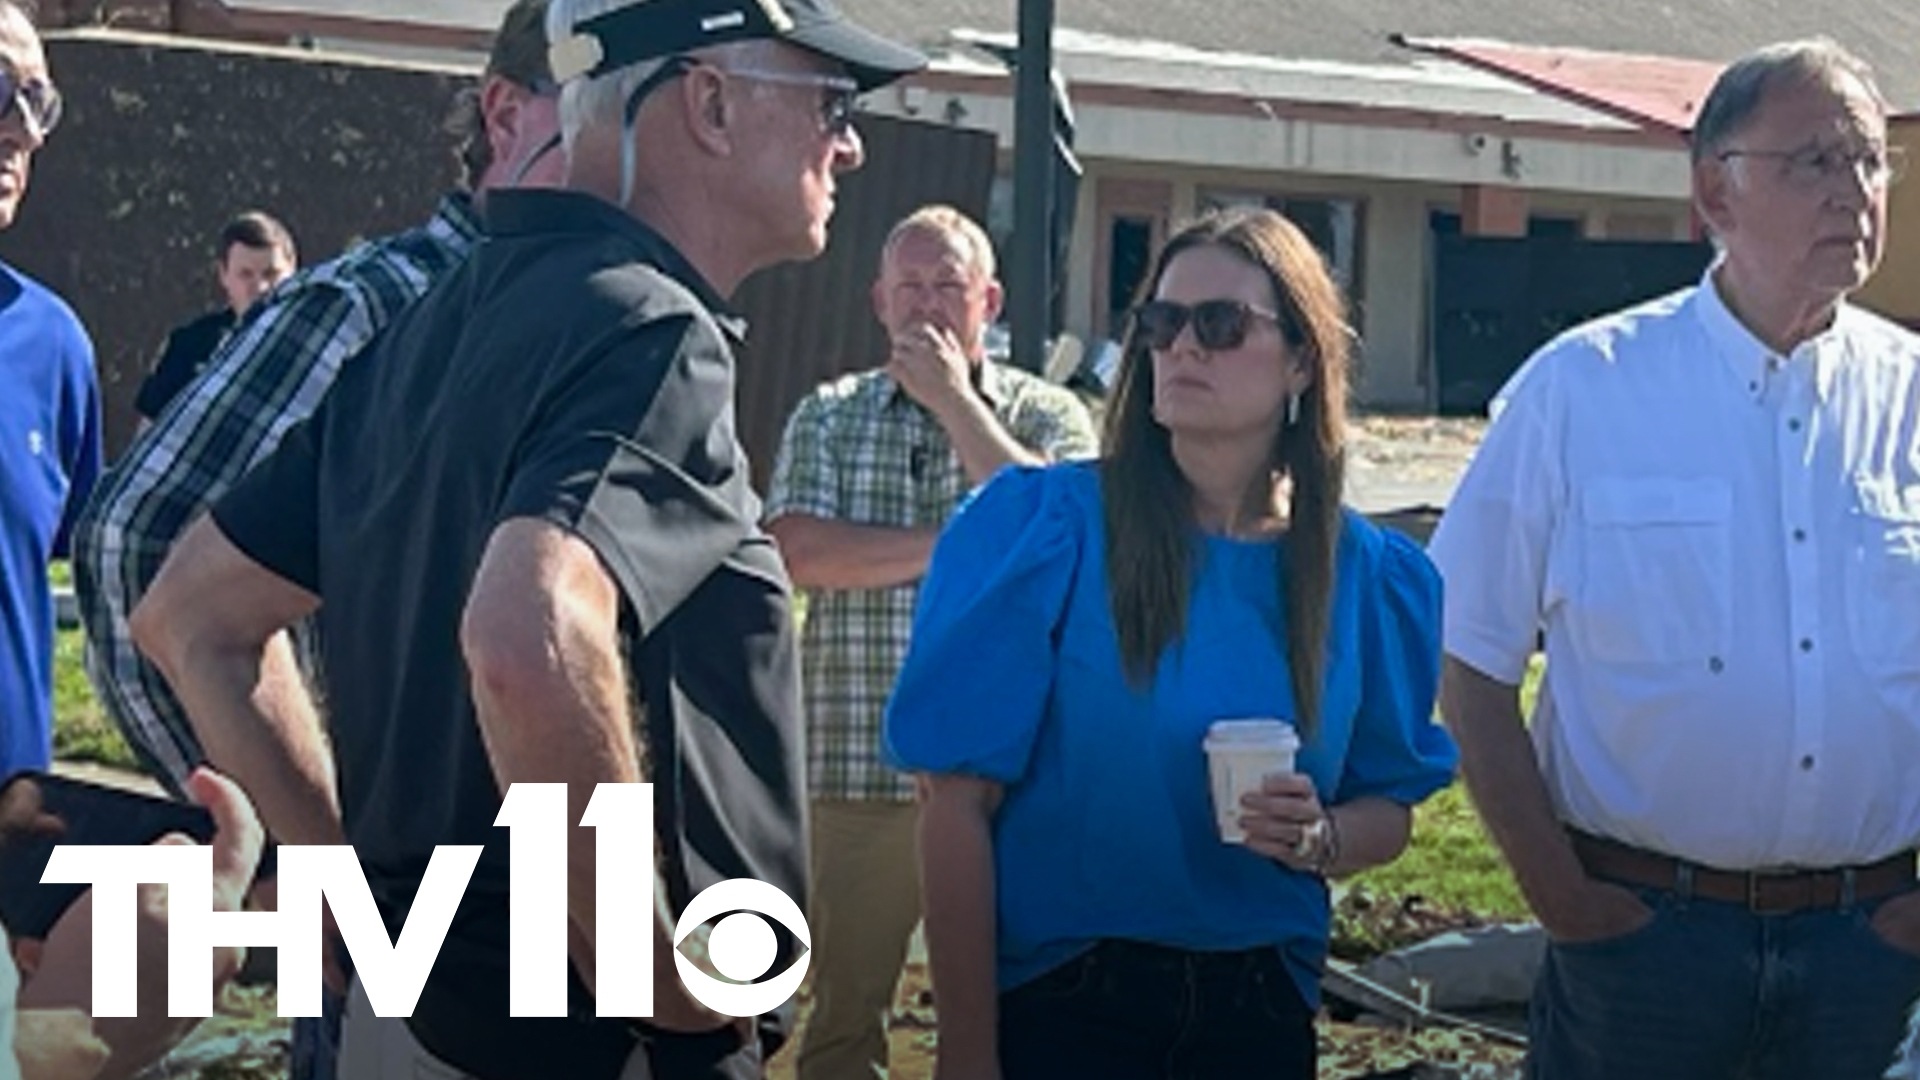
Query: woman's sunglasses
1131,299,1283,351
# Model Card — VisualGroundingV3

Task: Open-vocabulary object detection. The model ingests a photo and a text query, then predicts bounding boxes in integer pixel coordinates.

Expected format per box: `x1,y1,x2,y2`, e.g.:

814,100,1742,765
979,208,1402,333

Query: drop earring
1286,393,1301,427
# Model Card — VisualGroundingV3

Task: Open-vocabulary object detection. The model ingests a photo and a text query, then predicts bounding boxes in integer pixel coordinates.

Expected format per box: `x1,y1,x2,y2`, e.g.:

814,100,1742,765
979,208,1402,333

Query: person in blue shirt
885,206,1457,1080
0,0,101,782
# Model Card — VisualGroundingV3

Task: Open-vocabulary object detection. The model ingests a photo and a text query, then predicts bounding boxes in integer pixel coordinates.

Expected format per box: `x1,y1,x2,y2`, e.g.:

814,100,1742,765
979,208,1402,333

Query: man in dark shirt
130,0,923,1077
133,210,296,424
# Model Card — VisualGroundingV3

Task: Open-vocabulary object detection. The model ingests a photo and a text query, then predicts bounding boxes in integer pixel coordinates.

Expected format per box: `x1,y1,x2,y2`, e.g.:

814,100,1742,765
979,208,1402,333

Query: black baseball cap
549,0,925,91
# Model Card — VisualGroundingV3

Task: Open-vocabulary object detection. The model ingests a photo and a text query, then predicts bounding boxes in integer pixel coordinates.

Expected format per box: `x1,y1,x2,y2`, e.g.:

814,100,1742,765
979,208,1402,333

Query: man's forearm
170,634,341,848
468,639,637,992
464,519,649,994
767,515,938,591
935,393,1045,488
1439,657,1590,919
131,517,336,848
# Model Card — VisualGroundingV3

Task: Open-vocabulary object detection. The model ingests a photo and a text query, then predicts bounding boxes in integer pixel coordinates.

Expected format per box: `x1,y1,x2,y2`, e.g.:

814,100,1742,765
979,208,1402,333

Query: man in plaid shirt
766,204,1097,1080
72,0,563,797
70,6,560,1076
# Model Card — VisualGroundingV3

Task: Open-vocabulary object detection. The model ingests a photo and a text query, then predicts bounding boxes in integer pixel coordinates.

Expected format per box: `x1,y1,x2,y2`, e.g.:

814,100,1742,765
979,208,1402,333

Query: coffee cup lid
1204,718,1299,746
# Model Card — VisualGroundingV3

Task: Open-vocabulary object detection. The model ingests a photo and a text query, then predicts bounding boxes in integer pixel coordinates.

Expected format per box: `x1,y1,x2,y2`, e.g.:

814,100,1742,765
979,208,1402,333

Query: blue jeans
1527,883,1920,1080
998,939,1315,1080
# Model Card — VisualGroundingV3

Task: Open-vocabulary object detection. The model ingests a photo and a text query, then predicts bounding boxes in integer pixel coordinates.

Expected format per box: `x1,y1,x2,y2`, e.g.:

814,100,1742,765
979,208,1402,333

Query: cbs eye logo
674,879,812,1016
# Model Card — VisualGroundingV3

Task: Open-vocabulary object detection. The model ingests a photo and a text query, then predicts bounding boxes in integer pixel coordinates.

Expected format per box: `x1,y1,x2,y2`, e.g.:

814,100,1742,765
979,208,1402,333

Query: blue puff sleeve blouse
883,462,1458,1003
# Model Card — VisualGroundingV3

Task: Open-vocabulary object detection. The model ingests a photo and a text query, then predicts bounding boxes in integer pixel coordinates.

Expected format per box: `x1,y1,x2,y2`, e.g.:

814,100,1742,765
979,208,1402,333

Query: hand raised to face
887,321,975,415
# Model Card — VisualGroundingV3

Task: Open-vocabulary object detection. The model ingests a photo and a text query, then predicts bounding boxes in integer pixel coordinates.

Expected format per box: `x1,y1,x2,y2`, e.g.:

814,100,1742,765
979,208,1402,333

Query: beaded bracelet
1308,810,1342,876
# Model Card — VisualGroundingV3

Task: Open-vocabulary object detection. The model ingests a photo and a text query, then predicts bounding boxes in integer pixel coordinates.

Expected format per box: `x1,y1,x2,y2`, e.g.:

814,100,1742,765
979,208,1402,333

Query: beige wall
1856,117,1920,327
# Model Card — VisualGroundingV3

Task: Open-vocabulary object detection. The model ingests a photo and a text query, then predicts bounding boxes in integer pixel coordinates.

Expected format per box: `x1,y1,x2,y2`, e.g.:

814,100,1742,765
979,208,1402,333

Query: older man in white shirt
1432,37,1920,1080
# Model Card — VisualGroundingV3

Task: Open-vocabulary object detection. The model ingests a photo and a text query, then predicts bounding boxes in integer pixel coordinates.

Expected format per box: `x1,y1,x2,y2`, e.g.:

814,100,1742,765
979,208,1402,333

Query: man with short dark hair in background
133,209,298,425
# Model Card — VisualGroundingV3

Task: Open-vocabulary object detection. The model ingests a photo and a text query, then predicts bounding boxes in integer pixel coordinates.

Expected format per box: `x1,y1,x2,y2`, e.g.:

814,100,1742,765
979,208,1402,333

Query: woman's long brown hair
1101,207,1352,737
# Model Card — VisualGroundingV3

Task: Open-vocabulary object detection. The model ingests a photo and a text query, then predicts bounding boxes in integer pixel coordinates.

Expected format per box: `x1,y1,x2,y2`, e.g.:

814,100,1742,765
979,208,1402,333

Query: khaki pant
795,800,921,1080
339,977,655,1079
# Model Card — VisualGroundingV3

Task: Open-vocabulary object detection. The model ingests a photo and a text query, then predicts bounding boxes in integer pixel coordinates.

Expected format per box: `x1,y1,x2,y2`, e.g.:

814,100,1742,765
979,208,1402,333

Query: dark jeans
291,934,349,1080
633,1019,765,1080
289,987,344,1080
998,939,1315,1080
1528,884,1920,1080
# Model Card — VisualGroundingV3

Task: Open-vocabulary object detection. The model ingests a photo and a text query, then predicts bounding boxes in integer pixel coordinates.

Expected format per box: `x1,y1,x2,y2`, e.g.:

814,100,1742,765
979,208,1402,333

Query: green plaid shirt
767,362,1098,801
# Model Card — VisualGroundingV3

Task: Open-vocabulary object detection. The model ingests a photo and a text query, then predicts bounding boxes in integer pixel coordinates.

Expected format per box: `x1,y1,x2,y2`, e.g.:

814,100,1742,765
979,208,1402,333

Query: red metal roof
1394,35,1725,136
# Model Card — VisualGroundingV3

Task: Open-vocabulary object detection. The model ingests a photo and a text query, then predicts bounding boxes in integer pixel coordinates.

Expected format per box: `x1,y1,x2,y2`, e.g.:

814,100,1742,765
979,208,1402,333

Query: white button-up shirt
1431,267,1920,871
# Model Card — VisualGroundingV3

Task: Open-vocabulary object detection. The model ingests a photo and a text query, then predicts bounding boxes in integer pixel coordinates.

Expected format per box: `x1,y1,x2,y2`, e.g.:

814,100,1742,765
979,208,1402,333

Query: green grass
49,561,140,770
51,628,139,770
1347,783,1526,919
1342,654,1546,925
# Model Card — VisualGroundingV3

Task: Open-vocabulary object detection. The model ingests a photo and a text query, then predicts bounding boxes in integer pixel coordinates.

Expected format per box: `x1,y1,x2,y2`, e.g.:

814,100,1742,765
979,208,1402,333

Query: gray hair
544,0,669,155
543,3,791,202
1691,38,1887,163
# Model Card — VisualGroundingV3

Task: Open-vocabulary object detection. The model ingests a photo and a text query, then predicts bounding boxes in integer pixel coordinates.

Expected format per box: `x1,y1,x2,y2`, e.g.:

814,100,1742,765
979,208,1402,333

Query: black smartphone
0,771,215,940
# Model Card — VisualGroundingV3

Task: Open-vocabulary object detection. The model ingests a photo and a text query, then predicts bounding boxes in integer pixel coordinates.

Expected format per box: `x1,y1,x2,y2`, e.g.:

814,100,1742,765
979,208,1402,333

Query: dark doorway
1107,216,1154,335
1431,234,1713,414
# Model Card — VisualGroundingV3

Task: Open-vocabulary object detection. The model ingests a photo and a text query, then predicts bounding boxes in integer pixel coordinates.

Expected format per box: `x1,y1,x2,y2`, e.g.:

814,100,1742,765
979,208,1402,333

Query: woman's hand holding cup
1238,772,1331,870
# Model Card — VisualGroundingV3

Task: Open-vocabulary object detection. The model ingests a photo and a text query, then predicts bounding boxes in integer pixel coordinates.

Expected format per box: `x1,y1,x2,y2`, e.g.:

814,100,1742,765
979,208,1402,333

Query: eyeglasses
704,66,862,137
1717,142,1908,190
616,58,861,140
0,66,61,138
1132,299,1284,351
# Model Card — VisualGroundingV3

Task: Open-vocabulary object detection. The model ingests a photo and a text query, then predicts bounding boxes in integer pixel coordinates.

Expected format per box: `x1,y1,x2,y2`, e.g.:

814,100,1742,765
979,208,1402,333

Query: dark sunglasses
621,58,860,139
708,65,862,137
0,66,61,137
1132,299,1283,351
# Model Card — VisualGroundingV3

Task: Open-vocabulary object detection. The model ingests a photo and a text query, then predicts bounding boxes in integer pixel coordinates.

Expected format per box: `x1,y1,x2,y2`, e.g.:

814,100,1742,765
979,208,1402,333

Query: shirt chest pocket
1845,481,1920,676
1573,478,1732,666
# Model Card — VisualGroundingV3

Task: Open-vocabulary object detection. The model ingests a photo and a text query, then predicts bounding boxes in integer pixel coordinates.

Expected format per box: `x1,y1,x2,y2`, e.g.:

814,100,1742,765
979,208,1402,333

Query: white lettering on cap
701,11,746,31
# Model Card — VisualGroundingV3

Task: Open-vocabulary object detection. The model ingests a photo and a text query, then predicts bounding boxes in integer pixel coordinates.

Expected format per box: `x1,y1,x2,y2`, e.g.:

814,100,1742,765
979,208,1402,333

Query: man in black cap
130,0,923,1077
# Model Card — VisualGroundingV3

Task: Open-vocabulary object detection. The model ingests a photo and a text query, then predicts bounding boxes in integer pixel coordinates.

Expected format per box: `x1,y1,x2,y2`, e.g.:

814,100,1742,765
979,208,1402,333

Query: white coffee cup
1203,719,1301,844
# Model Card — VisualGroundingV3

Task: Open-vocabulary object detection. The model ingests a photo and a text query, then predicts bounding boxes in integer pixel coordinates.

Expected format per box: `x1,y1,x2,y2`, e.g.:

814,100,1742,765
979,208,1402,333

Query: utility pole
1009,0,1055,373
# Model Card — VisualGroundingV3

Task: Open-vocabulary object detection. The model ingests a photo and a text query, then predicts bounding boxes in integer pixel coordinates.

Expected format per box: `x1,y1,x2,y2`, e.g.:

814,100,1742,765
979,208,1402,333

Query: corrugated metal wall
731,114,998,489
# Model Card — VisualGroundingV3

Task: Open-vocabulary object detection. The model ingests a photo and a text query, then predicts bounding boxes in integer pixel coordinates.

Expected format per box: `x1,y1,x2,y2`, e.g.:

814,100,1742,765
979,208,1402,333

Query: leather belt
1569,830,1917,915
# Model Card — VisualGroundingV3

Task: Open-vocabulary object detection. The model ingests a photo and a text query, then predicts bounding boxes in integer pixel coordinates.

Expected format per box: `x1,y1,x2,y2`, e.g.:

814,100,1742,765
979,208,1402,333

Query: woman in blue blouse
884,207,1458,1079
